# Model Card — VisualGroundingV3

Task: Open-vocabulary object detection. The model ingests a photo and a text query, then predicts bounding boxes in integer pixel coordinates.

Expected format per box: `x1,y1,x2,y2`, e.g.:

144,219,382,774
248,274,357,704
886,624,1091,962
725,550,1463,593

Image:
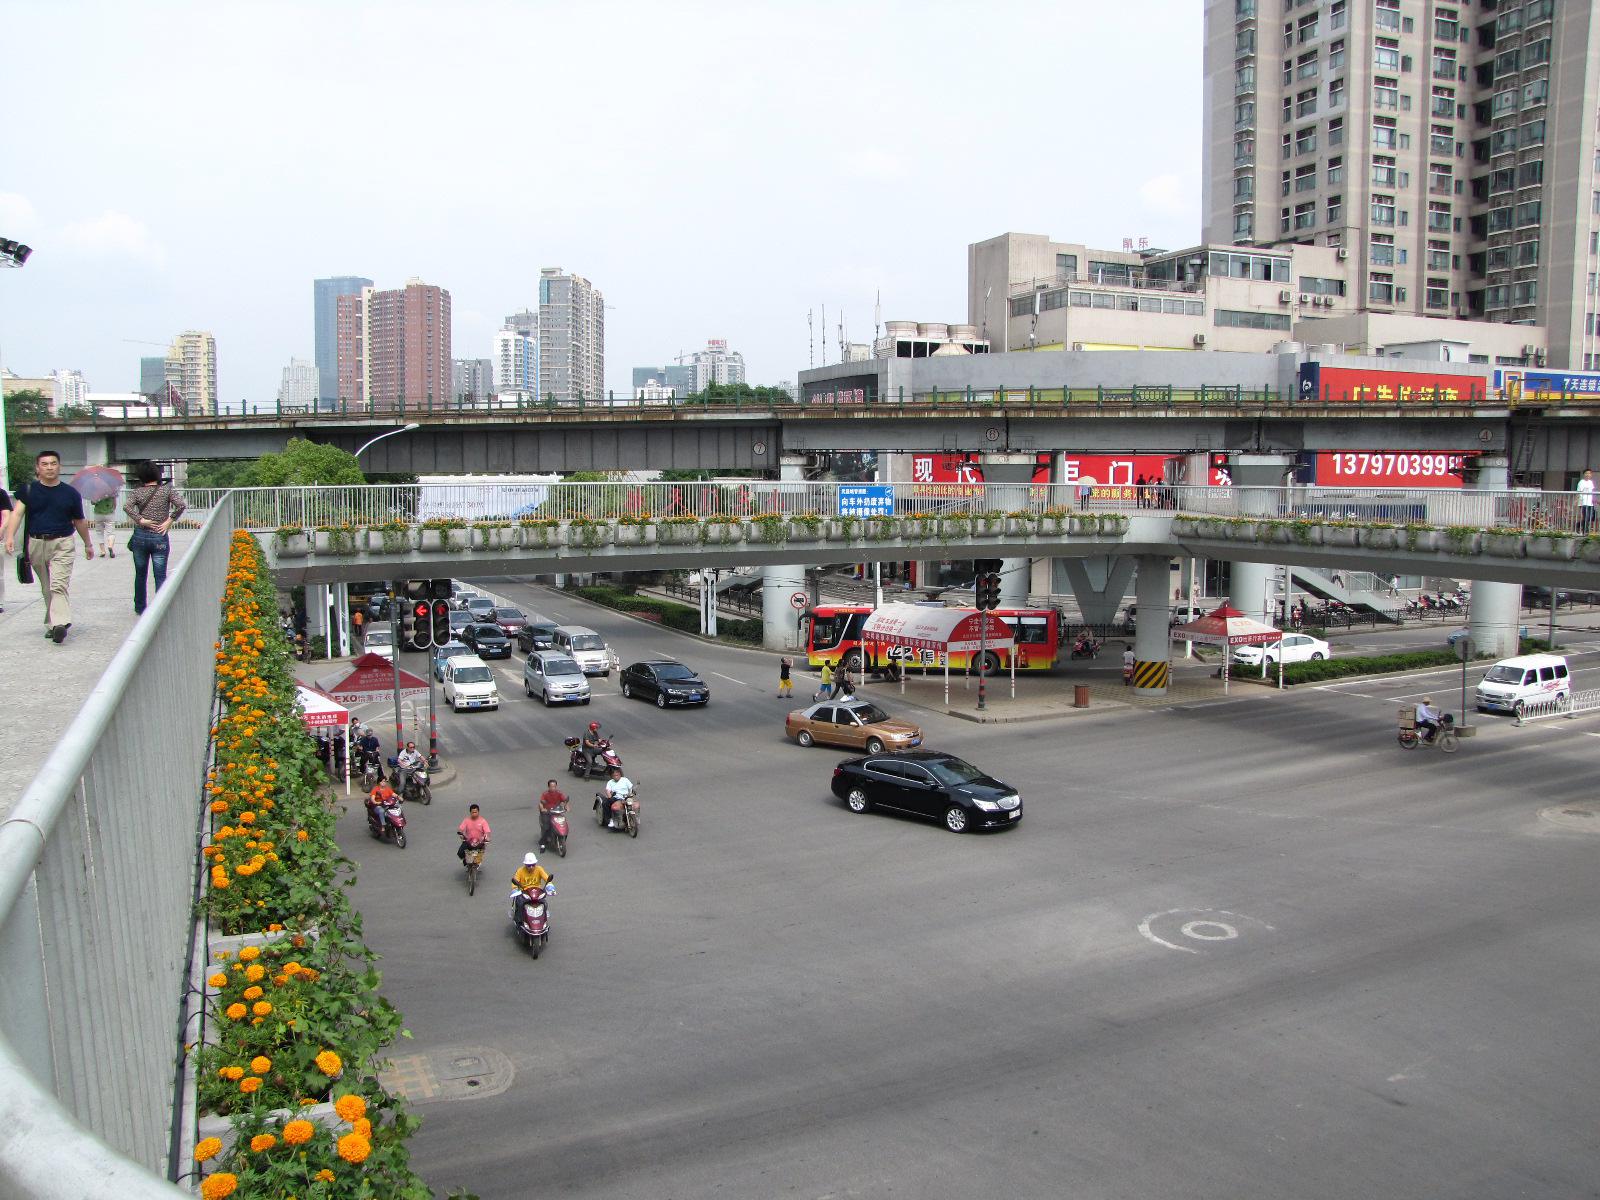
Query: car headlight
972,798,1000,812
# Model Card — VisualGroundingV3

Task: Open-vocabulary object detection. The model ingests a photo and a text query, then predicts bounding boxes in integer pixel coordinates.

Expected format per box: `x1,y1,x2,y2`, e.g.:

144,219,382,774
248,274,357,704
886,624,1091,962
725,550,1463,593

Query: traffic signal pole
387,585,404,762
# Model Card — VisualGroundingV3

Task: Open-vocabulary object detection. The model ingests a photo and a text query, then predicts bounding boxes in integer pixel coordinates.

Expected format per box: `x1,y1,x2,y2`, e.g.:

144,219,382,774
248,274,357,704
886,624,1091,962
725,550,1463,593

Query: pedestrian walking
1077,481,1092,510
351,606,366,645
1,449,96,642
834,667,855,702
1122,643,1135,685
777,655,792,698
0,484,11,613
123,460,186,615
91,496,117,557
814,660,834,702
1578,469,1596,532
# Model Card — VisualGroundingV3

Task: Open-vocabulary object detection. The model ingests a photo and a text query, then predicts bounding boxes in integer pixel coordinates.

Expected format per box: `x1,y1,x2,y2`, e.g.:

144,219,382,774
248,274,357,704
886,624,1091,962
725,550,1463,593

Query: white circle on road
1180,920,1238,942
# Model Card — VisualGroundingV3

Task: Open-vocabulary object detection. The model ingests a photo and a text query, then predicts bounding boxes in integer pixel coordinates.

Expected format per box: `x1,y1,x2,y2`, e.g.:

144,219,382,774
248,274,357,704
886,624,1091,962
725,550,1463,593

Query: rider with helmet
581,720,606,774
509,851,552,923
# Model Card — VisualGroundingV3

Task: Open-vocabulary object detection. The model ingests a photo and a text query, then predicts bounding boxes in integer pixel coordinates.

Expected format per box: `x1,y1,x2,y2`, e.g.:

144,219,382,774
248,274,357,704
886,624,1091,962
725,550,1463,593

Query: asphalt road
335,579,1600,1200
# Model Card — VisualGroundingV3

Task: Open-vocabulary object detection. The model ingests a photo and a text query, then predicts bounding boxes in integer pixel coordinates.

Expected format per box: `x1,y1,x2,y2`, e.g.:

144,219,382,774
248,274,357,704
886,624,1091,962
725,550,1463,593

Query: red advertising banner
1314,451,1469,488
1299,364,1486,405
907,453,1051,498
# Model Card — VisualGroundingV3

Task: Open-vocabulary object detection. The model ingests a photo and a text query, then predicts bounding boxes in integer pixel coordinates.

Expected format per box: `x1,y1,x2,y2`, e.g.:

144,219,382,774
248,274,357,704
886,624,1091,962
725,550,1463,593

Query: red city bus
803,605,1064,674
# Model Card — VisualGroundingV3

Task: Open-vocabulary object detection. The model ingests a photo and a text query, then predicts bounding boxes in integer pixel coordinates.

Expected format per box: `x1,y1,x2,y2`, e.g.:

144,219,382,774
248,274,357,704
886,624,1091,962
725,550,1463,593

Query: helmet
588,721,600,733
522,851,539,866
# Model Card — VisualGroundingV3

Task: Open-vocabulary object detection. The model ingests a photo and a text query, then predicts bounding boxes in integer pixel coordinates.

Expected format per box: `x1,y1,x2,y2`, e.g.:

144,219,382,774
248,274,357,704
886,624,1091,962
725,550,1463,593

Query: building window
1327,116,1344,146
1326,156,1343,185
1294,164,1317,192
1374,2,1400,32
1491,89,1519,118
1236,0,1255,15
1327,194,1342,223
1515,200,1542,227
1372,118,1397,149
1370,272,1395,304
1520,120,1545,147
1374,79,1399,110
1432,50,1457,80
1522,79,1549,108
1330,1,1345,31
1517,160,1544,188
1299,276,1346,297
1233,176,1254,200
1207,251,1290,282
1434,13,1458,40
1295,126,1317,155
1297,14,1318,42
1328,77,1345,107
1515,240,1540,266
1512,281,1538,306
1372,155,1397,186
1296,88,1318,118
1372,195,1396,226
1294,201,1316,230
1430,125,1455,157
1427,242,1451,271
1370,234,1395,266
1056,253,1078,278
1428,202,1452,232
1426,281,1449,309
1328,38,1345,70
1375,42,1400,71
1431,87,1455,118
1236,28,1255,54
1215,309,1292,331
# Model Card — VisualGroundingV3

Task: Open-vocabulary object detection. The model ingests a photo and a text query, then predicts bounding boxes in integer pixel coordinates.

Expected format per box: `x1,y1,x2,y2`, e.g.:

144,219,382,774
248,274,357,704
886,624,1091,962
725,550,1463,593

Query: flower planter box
900,519,939,542
419,528,467,553
1579,538,1600,564
701,522,743,546
937,518,974,541
567,523,614,550
969,518,1004,538
312,529,363,555
1359,527,1399,550
862,518,900,542
517,525,564,550
1222,522,1258,542
1525,535,1577,561
655,523,701,546
1481,532,1526,558
368,526,415,555
1067,515,1098,536
1097,515,1130,536
1444,530,1482,555
1036,516,1068,538
786,521,823,542
1403,529,1440,553
472,526,517,551
1005,516,1037,537
207,926,318,962
273,533,310,558
615,524,656,547
1170,517,1202,538
1287,524,1324,546
827,518,862,542
1322,527,1360,549
197,1099,340,1162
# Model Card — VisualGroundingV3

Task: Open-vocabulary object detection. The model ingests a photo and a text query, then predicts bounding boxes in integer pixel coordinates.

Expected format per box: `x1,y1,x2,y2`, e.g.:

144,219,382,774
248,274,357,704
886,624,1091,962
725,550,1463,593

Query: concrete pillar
1058,556,1137,627
307,583,329,643
1227,453,1296,627
763,455,809,650
1131,554,1172,696
999,557,1030,607
1468,455,1520,659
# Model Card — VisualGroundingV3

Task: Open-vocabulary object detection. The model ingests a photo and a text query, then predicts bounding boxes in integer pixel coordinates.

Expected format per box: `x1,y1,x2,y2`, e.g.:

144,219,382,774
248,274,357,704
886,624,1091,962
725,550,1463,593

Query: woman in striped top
123,460,187,614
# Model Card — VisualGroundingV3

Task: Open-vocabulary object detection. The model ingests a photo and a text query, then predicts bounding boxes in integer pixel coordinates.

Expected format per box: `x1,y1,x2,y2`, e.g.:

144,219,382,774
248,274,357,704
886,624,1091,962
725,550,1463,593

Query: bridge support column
1059,556,1136,628
999,558,1031,608
1132,555,1171,696
1468,455,1521,659
1227,453,1296,626
763,455,809,651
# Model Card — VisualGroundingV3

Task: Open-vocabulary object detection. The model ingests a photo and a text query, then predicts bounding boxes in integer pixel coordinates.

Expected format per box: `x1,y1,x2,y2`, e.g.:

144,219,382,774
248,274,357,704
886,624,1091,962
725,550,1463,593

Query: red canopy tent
314,653,430,705
860,603,1015,705
296,685,352,793
1169,604,1285,691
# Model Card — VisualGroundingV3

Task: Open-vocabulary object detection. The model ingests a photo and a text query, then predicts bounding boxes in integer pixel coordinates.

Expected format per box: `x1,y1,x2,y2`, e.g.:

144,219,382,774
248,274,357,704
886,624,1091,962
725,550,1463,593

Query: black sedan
619,660,710,708
516,622,560,654
829,751,1023,833
461,622,513,660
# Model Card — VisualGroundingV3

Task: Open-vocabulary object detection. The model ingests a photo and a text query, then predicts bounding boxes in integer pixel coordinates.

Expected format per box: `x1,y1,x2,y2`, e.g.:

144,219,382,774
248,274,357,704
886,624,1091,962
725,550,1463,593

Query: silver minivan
523,650,592,705
552,626,611,676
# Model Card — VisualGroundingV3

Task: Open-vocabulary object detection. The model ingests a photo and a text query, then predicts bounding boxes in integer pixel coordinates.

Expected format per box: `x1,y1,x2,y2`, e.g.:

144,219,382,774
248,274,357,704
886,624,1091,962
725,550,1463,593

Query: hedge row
1280,649,1465,684
572,583,764,644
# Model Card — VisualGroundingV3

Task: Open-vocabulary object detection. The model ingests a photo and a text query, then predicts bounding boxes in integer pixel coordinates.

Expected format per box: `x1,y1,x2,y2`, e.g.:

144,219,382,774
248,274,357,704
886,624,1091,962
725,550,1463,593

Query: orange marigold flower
252,1001,272,1017
353,1118,372,1138
225,1003,247,1021
296,829,310,842
239,1076,261,1093
193,1136,223,1162
220,1065,245,1081
249,1134,276,1152
267,923,284,932
200,1172,238,1200
333,1093,366,1122
315,1168,336,1182
242,986,263,1001
210,800,229,813
282,1119,315,1145
250,1055,271,1074
314,1050,342,1077
238,946,261,962
207,972,228,989
336,1132,370,1164
244,964,265,982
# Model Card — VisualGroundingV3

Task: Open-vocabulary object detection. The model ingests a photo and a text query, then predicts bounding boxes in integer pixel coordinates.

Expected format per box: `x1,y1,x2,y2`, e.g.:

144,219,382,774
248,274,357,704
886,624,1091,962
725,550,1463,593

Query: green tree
249,438,366,487
5,389,53,491
686,382,795,406
185,459,258,489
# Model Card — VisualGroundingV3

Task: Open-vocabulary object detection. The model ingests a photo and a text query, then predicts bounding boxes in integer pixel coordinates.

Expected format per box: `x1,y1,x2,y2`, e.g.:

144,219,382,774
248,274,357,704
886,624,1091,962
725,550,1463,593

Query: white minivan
443,655,501,712
553,626,611,676
1475,652,1569,714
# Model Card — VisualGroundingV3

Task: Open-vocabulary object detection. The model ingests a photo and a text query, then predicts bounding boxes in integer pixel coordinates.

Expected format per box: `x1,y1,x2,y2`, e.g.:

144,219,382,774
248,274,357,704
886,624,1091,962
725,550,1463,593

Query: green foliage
5,389,52,491
252,438,366,487
5,387,51,419
574,584,763,644
186,459,259,489
1279,649,1464,684
684,381,795,406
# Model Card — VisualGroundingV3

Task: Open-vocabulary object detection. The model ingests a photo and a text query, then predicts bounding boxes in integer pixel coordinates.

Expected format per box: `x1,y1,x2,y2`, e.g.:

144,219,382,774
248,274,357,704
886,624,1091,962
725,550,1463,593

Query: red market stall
1170,604,1285,692
860,603,1015,705
295,685,351,793
313,653,430,705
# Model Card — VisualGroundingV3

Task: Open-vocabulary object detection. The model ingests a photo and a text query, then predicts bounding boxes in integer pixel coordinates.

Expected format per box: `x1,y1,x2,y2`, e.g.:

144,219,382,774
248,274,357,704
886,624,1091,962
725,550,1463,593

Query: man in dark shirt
0,484,11,613
1,449,95,642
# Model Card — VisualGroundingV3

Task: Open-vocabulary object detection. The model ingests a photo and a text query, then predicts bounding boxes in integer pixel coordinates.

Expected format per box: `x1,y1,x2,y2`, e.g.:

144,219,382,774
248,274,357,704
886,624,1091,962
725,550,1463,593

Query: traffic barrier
1132,660,1169,691
1514,689,1600,725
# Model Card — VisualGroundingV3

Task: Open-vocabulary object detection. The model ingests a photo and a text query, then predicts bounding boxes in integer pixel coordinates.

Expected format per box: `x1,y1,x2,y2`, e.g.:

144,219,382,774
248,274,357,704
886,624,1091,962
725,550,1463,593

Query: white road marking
711,672,749,687
1139,908,1275,954
1180,921,1238,942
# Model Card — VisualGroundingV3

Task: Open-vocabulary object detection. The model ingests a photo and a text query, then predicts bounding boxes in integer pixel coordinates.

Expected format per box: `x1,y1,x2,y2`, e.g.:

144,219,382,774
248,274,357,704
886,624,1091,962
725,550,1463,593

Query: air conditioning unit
1279,289,1293,303
1336,247,1349,260
1298,293,1311,304
1193,333,1208,347
1072,342,1085,351
1522,343,1538,355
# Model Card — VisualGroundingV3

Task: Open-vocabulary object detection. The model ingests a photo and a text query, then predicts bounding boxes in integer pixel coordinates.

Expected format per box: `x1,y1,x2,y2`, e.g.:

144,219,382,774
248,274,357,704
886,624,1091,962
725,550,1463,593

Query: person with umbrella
1,448,95,643
122,460,185,615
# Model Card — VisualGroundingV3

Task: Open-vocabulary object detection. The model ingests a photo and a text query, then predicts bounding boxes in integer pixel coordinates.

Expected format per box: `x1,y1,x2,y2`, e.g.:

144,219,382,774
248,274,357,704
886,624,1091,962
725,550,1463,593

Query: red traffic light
413,601,430,619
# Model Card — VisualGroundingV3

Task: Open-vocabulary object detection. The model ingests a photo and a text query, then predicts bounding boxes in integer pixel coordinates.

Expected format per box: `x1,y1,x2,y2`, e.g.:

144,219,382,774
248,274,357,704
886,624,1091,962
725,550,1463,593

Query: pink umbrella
70,465,125,503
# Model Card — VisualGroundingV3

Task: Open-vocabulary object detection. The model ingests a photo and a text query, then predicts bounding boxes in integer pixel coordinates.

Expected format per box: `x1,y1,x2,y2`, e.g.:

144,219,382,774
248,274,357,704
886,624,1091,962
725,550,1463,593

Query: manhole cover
1538,802,1600,832
378,1045,514,1103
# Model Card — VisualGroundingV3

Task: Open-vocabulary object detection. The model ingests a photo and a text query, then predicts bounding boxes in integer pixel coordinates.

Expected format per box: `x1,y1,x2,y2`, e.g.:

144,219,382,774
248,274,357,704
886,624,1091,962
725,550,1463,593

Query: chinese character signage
837,485,894,517
1493,368,1600,401
907,452,1051,498
1313,452,1470,488
1298,363,1487,405
806,386,868,405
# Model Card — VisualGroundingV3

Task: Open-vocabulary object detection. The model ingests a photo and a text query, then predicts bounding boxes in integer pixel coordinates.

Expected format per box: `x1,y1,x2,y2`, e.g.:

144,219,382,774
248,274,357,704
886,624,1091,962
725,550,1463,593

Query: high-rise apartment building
335,279,452,412
688,338,747,390
451,357,495,404
538,267,605,403
165,331,218,414
277,358,318,409
1203,0,1600,369
314,276,372,408
493,326,538,397
139,356,166,399
50,368,90,412
631,363,696,396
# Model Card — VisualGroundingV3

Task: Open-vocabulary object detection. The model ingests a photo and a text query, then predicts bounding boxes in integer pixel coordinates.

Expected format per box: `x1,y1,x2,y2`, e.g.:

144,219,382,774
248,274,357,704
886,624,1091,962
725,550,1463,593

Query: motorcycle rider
1415,695,1442,742
538,779,567,852
355,724,382,776
1073,631,1099,657
396,741,424,793
457,802,491,862
581,721,607,774
602,766,636,830
366,778,398,832
509,851,553,924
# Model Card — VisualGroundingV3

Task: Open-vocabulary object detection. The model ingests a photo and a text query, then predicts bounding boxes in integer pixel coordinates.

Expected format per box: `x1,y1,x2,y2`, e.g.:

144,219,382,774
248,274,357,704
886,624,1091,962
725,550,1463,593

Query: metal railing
1514,689,1596,725
0,497,232,1197
176,481,1599,537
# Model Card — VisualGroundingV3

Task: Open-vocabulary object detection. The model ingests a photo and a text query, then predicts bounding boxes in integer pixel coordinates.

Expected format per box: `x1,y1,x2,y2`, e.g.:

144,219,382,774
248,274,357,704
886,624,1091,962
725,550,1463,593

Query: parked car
516,622,561,654
465,596,497,620
461,622,513,660
1232,633,1330,666
786,700,922,753
442,655,500,712
522,651,592,705
362,627,394,661
1523,586,1600,609
492,606,529,635
432,640,474,681
829,751,1023,834
620,659,710,707
1447,626,1528,650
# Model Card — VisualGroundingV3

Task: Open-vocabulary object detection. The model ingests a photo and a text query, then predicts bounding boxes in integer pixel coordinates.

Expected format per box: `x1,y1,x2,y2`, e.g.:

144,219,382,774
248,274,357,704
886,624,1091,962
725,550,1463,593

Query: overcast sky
0,0,1202,403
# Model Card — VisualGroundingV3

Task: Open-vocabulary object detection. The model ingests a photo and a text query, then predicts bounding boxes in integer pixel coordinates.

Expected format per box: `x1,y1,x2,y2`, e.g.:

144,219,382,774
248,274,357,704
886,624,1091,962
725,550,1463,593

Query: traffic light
428,578,454,600
973,560,1002,612
400,600,420,649
431,599,452,646
411,600,434,650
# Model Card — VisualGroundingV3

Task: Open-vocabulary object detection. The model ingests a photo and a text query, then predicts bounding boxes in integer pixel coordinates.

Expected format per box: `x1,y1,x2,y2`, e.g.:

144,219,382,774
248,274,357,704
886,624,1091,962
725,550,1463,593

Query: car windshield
570,635,604,651
655,664,696,680
473,625,504,639
530,627,556,639
440,644,468,656
365,630,391,645
926,757,988,786
494,608,523,620
1485,665,1527,682
453,666,493,684
544,659,581,675
848,704,891,724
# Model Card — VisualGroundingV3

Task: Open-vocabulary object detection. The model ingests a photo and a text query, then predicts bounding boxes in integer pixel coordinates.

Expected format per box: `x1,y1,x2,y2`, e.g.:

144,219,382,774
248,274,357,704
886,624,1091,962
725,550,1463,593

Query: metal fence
0,498,232,1197
176,481,1594,536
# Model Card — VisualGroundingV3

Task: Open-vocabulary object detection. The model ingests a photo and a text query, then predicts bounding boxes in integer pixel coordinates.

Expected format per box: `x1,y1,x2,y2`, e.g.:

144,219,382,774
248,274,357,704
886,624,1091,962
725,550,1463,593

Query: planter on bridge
1036,512,1070,538
786,518,823,542
1481,531,1526,558
1443,527,1482,555
1358,526,1400,551
1067,514,1100,536
472,524,518,551
615,523,656,547
1217,520,1257,542
827,517,863,542
1403,527,1440,553
1004,515,1037,537
273,529,311,558
1526,532,1577,561
655,520,701,546
701,519,743,546
1096,514,1130,536
901,516,939,542
567,521,615,550
862,516,901,542
312,527,364,556
1322,526,1360,549
368,523,415,555
518,522,564,550
1579,537,1600,564
419,525,468,553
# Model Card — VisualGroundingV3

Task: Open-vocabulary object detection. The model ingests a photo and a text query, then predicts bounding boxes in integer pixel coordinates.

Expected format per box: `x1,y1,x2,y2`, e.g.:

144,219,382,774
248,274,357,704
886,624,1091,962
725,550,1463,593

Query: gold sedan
785,700,923,753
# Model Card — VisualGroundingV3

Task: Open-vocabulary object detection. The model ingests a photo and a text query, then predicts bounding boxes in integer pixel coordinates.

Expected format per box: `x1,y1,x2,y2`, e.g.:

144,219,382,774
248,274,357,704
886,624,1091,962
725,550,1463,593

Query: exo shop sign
1314,451,1471,488
1298,362,1488,405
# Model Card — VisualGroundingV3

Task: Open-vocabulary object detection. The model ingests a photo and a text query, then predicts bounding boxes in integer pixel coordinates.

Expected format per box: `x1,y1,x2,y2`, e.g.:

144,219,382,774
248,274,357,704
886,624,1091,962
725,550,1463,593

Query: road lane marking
711,672,749,687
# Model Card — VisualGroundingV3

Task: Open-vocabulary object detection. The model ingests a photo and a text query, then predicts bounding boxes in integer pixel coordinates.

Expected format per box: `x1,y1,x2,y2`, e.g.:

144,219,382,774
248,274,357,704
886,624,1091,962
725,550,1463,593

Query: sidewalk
0,531,196,820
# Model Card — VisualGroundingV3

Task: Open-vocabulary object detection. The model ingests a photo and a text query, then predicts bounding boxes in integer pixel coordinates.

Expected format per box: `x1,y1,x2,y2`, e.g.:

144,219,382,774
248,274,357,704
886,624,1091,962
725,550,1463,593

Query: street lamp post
0,238,35,491
354,422,420,461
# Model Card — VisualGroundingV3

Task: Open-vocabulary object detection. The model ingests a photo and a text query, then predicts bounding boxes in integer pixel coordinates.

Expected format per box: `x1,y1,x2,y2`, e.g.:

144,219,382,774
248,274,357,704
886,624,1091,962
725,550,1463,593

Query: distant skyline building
314,276,372,408
688,338,746,390
452,357,495,405
538,267,604,404
50,368,90,412
336,279,452,412
139,356,166,398
276,357,318,409
631,363,695,396
493,325,538,397
165,331,218,415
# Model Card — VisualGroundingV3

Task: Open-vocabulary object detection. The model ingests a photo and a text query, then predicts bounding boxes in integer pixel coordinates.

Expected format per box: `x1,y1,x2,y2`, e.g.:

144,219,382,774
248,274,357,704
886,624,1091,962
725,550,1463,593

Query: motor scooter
388,756,432,805
594,788,641,838
360,753,381,791
510,882,554,958
564,736,622,779
544,803,570,858
1070,638,1101,660
366,795,407,848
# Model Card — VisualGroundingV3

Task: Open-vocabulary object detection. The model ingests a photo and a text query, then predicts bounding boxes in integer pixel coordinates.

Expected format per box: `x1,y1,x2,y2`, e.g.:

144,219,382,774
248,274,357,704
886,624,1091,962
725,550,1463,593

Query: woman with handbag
122,460,187,615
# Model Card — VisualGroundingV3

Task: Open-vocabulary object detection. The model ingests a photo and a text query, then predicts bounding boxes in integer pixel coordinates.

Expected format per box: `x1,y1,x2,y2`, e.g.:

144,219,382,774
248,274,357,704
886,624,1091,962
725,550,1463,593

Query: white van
1475,652,1569,714
442,655,501,712
553,626,611,676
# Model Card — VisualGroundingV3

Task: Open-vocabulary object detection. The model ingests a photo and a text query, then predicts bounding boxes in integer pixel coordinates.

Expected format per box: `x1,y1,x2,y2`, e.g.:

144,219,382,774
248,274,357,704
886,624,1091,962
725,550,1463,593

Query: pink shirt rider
457,814,492,844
